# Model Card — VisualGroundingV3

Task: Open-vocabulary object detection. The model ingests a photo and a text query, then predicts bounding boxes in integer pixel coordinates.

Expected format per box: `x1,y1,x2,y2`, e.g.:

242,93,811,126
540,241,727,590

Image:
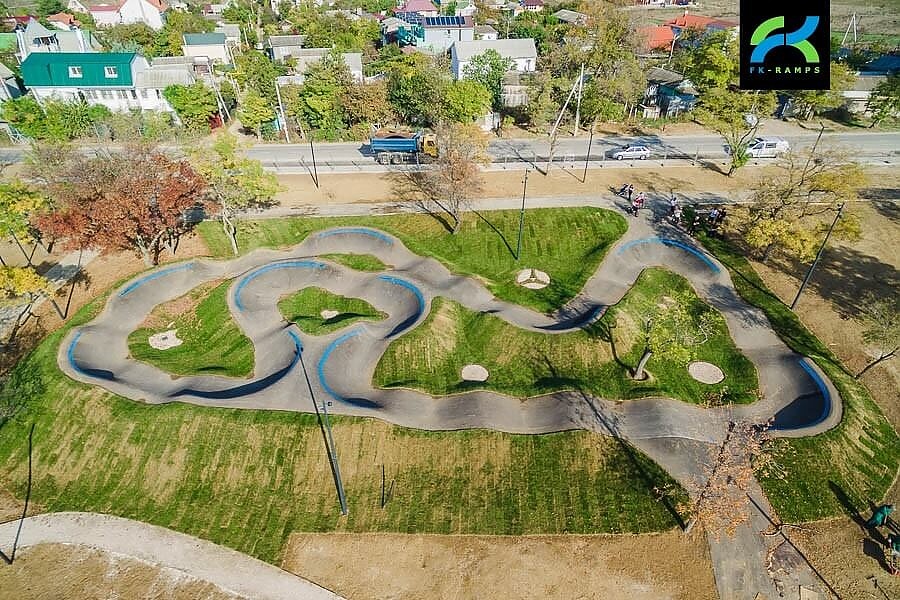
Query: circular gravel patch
461,364,489,382
688,361,725,384
148,330,182,350
515,268,551,290
320,310,339,320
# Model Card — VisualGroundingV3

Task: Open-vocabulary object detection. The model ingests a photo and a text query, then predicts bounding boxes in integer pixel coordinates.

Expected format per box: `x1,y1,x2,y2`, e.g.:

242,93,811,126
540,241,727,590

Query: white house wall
421,27,473,53
118,0,165,29
31,86,176,113
183,44,229,63
453,56,535,79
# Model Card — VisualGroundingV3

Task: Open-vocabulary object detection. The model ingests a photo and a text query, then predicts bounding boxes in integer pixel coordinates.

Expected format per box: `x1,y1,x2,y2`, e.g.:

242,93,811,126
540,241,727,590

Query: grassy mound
279,287,386,335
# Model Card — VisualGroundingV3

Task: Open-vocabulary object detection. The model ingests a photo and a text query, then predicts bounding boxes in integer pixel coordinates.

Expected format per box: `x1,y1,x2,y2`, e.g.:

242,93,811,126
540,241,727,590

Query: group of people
616,183,728,235
617,183,645,217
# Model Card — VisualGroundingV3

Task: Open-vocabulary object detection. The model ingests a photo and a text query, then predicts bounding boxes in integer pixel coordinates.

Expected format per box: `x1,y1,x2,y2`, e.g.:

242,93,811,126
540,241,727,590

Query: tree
287,50,352,138
386,57,447,126
414,123,490,233
444,80,491,123
153,10,214,56
463,49,512,111
163,83,219,131
233,50,281,102
674,31,739,91
633,292,718,380
866,73,900,127
189,133,280,255
238,90,276,140
0,181,48,266
694,87,777,176
684,420,778,539
854,294,900,379
32,145,207,266
101,23,158,56
35,0,65,16
0,266,52,342
789,62,856,121
0,97,109,141
724,148,865,261
340,81,395,127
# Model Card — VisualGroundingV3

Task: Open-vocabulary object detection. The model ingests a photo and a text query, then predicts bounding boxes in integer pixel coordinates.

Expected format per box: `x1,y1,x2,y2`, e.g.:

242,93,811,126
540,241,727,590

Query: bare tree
855,293,900,379
413,123,490,234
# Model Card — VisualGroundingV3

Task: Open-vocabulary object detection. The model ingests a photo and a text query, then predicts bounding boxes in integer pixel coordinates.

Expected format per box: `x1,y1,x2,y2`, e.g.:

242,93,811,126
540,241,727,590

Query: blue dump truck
368,129,438,165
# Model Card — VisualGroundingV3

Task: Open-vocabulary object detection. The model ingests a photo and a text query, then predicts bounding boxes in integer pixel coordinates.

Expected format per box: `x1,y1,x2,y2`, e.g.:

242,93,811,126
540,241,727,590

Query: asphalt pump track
59,216,842,446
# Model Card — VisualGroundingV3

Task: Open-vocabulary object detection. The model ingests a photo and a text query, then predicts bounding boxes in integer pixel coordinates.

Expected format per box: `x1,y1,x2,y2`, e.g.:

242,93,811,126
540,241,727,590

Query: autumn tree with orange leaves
30,144,207,266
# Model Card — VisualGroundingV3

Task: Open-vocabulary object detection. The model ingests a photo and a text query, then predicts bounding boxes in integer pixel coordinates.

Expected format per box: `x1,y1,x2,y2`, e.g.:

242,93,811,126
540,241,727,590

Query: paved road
0,512,343,600
2,131,897,172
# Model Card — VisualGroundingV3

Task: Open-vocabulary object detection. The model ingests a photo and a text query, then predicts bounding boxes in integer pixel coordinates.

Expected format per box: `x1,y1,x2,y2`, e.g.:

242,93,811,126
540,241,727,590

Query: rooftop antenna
841,12,859,46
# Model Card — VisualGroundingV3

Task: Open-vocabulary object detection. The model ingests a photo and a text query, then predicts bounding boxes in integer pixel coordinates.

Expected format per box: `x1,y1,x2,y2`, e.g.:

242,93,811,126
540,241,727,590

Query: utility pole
274,78,290,143
546,68,582,173
582,122,594,184
802,121,826,175
516,169,528,260
791,202,845,311
573,63,585,135
309,136,319,188
299,351,348,515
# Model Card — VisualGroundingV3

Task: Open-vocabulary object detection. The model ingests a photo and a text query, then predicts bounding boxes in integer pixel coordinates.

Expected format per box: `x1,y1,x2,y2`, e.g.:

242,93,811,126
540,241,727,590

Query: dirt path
282,531,717,600
0,512,342,600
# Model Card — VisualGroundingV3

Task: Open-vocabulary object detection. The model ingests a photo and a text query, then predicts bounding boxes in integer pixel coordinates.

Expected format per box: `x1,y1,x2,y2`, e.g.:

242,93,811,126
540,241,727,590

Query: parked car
611,145,651,160
746,137,790,158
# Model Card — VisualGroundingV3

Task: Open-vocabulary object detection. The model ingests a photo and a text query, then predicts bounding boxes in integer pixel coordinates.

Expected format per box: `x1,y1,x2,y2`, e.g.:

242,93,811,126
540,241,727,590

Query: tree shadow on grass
383,169,454,233
472,210,517,259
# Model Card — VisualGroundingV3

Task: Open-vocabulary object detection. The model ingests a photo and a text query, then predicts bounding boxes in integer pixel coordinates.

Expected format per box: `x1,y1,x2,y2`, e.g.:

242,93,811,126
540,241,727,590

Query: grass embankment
0,297,688,565
375,268,759,405
127,280,254,378
701,235,899,522
278,287,386,336
320,253,388,272
198,208,628,313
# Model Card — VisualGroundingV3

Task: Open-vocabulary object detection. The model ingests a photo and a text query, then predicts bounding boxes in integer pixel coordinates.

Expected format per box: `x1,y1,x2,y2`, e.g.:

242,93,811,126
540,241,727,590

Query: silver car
612,145,651,160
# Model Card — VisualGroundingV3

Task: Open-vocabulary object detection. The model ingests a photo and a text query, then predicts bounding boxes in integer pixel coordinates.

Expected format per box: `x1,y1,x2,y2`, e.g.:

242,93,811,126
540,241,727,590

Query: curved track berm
59,214,842,446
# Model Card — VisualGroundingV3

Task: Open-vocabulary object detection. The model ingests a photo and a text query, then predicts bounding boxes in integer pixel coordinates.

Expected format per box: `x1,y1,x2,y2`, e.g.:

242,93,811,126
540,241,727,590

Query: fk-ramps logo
740,0,830,90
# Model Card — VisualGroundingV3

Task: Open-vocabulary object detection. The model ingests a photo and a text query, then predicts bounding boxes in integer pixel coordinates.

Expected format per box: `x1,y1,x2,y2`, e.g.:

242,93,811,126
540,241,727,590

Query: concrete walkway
56,194,841,599
0,512,343,600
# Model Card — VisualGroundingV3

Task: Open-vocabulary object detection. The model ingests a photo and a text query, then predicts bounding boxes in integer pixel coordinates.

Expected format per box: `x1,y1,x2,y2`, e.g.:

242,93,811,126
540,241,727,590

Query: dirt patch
275,165,768,208
790,516,900,599
139,279,223,331
281,531,716,600
0,542,243,600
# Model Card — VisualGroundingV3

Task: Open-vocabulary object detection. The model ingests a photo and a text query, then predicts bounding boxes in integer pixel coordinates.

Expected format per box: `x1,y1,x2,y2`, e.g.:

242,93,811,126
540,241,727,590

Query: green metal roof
182,33,226,46
20,52,137,88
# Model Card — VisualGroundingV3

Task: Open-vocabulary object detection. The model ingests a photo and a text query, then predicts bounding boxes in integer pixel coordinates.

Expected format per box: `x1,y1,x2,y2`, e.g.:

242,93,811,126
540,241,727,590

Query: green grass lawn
375,268,759,405
0,295,688,566
127,280,254,378
320,253,388,272
198,208,628,313
700,234,899,522
278,287,386,335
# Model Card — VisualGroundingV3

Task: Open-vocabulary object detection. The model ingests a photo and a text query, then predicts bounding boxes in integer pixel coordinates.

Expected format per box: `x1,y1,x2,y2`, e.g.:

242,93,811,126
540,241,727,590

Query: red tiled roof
664,14,737,30
638,25,674,50
396,0,437,13
47,12,80,24
523,0,544,6
88,3,121,11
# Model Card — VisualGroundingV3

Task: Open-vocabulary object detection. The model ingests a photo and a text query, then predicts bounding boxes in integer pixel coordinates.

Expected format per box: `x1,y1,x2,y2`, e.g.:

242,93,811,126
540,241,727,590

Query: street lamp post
516,169,528,260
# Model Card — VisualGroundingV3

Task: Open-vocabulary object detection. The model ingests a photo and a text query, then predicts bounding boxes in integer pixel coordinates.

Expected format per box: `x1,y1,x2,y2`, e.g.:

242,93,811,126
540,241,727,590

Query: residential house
455,0,477,17
182,32,231,64
522,0,544,12
152,54,213,76
19,52,190,115
201,3,227,17
0,63,24,101
15,19,102,61
67,0,168,29
451,38,537,79
394,0,438,24
637,25,674,52
47,12,81,30
381,17,421,47
214,23,241,44
551,9,586,25
500,71,528,107
420,15,474,53
641,67,698,118
474,24,498,40
281,48,363,82
266,34,306,62
664,11,738,38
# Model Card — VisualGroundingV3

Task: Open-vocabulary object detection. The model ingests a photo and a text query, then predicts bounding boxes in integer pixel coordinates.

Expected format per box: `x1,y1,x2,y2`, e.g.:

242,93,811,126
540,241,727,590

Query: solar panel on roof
424,15,465,26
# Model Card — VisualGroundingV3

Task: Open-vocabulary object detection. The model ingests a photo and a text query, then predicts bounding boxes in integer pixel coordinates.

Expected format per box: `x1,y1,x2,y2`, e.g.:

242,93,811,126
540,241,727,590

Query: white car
612,145,651,160
746,137,790,158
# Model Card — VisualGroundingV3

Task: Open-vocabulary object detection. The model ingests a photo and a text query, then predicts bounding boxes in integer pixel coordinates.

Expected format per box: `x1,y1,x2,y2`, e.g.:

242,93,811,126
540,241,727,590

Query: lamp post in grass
516,168,529,260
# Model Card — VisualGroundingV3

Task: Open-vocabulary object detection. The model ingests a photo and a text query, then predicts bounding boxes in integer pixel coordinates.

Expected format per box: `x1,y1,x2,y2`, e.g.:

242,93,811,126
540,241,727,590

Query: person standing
627,184,634,202
868,504,895,528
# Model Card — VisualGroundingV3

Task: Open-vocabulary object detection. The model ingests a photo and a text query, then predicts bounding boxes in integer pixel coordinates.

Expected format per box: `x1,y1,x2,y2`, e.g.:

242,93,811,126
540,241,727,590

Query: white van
747,137,790,158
